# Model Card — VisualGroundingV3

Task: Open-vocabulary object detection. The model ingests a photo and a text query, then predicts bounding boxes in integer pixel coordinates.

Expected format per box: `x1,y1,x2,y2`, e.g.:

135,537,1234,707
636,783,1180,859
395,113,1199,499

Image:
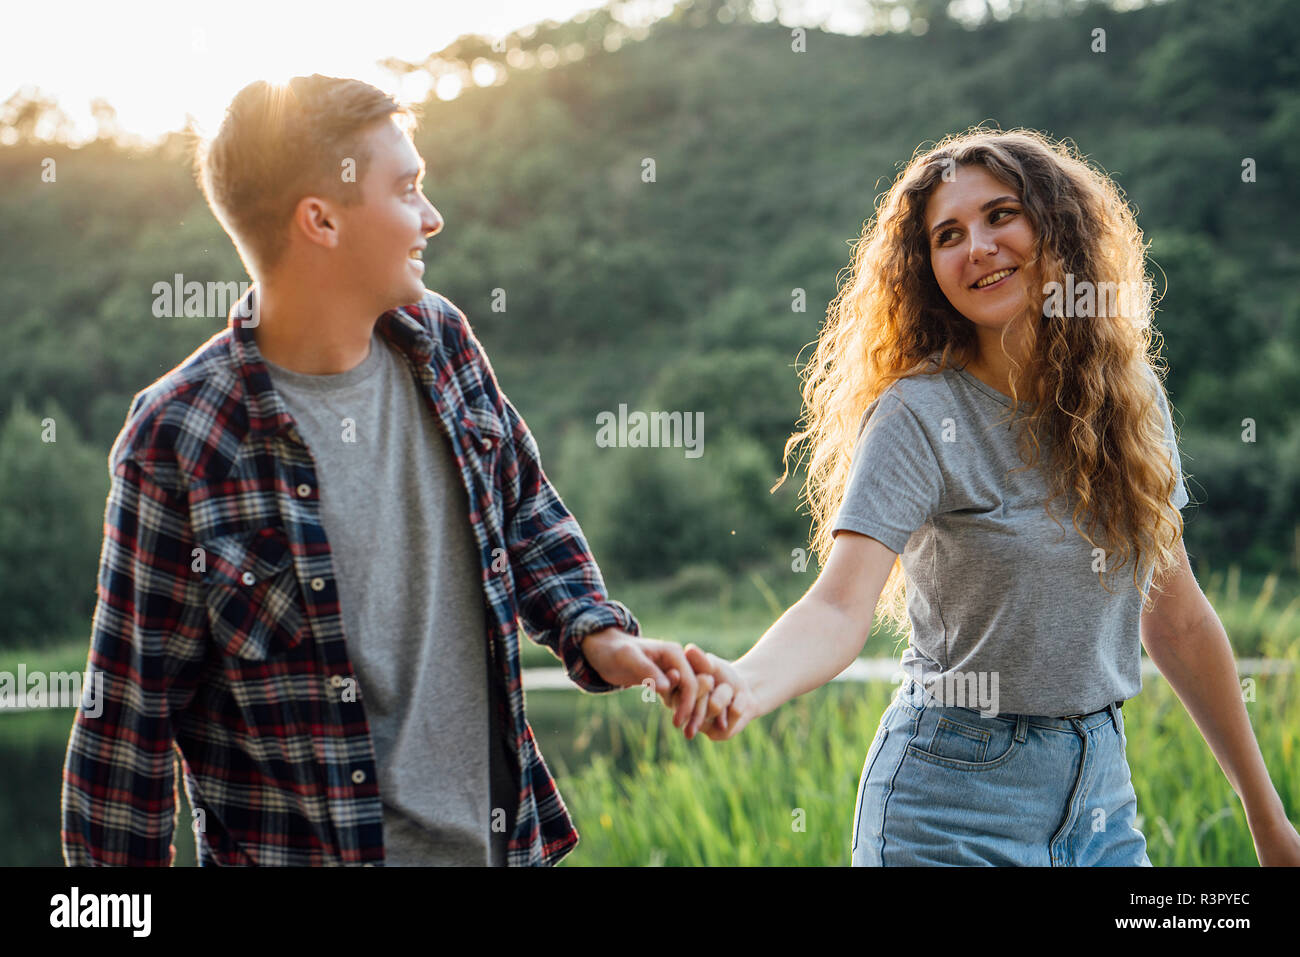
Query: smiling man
60,74,706,867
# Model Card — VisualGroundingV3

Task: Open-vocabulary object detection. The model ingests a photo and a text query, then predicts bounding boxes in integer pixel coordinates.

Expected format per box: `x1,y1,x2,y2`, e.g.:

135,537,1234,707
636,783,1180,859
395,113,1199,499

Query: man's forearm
1142,611,1287,823
734,594,872,719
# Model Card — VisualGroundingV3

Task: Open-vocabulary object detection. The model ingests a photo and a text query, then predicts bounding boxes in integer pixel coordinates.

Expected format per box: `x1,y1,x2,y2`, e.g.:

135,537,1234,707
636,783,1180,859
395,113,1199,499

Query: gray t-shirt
263,329,514,865
831,357,1188,717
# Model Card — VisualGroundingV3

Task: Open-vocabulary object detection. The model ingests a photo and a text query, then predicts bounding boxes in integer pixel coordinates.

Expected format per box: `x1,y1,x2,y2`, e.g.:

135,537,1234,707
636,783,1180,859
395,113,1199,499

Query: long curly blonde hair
774,126,1188,634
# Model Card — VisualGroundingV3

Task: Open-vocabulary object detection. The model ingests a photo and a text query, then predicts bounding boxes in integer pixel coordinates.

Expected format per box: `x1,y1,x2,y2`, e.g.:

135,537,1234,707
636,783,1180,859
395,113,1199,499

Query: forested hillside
2,0,1297,645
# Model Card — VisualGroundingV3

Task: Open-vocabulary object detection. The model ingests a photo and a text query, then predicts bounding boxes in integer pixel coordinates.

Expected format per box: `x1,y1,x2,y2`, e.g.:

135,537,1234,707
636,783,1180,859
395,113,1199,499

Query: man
61,74,710,866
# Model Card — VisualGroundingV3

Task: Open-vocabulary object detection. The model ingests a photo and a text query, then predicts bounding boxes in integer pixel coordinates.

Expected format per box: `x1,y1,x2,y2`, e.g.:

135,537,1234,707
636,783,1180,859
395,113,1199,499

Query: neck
969,323,1033,399
252,277,379,375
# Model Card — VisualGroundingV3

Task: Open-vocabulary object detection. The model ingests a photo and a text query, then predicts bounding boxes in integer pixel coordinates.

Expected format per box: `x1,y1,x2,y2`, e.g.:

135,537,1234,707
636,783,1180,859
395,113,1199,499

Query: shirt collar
226,283,438,439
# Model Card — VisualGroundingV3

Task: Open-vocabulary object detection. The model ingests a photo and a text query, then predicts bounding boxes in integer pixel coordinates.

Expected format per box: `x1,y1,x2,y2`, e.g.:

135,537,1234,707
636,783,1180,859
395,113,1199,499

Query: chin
393,281,426,308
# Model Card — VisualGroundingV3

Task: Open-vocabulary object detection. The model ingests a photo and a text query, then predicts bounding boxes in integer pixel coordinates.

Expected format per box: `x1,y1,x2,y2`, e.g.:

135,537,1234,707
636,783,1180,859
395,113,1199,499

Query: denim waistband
897,678,1122,734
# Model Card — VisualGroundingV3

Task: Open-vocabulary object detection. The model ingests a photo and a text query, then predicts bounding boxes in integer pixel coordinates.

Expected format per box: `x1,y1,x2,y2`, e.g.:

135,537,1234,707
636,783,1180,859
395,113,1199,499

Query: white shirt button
480,438,492,453
296,483,312,498
310,577,326,591
241,571,256,586
351,769,366,784
329,675,344,688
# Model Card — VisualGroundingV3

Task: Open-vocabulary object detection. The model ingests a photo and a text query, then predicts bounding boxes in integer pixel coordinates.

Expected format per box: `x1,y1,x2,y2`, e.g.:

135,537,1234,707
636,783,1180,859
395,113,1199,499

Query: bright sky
5,0,1027,144
1,0,676,145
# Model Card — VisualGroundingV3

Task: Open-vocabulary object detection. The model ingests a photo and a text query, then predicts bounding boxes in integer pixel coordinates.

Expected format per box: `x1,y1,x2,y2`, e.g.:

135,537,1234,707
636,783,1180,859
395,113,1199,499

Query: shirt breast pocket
200,526,310,660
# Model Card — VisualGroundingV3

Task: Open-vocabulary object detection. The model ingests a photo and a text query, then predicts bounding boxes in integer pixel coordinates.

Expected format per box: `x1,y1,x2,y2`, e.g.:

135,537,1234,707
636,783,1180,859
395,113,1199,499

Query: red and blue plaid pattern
61,286,639,866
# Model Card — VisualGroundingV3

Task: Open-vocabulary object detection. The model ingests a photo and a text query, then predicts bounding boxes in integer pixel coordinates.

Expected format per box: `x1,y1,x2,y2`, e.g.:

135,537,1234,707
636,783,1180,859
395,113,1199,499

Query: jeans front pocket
904,710,1021,772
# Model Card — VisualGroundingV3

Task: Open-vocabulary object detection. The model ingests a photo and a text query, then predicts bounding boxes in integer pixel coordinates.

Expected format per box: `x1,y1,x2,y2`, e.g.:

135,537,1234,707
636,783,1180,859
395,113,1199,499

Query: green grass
4,559,1296,866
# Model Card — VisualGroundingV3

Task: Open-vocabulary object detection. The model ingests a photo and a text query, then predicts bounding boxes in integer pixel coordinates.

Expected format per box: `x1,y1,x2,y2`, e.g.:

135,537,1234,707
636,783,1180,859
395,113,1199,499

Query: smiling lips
971,266,1017,290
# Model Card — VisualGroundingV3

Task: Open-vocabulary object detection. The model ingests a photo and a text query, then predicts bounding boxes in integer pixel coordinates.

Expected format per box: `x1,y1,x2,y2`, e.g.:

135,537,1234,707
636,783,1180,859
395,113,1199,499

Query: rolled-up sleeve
497,394,642,692
453,310,641,694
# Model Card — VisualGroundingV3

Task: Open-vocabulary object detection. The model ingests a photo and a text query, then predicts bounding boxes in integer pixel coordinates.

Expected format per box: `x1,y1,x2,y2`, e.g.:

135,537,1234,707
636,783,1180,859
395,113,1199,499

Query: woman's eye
936,208,1018,245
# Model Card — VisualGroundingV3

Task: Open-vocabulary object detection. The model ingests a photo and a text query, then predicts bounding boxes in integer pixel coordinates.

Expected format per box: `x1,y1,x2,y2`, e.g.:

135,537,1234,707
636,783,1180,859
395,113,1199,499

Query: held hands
663,644,759,741
579,629,757,738
580,627,710,731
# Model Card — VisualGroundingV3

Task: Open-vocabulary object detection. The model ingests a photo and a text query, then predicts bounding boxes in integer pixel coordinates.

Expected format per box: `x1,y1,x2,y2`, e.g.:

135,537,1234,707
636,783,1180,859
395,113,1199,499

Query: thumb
684,644,712,672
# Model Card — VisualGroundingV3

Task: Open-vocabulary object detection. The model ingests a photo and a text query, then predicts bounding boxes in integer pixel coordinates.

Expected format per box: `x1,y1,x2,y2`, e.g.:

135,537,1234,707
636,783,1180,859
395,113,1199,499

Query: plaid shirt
61,285,640,866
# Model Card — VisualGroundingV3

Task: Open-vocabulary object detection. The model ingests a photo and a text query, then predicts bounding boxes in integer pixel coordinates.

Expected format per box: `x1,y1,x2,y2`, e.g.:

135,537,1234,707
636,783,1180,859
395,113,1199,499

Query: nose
423,201,443,238
968,227,996,261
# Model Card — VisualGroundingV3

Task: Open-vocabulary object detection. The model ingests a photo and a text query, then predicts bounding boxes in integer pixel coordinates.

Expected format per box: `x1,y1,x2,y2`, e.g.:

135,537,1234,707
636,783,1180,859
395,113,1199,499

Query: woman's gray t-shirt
831,359,1188,717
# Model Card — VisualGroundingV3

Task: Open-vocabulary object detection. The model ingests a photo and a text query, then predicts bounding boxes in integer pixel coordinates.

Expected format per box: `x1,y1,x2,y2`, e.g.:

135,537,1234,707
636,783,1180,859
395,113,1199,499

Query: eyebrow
393,158,427,185
929,195,1020,236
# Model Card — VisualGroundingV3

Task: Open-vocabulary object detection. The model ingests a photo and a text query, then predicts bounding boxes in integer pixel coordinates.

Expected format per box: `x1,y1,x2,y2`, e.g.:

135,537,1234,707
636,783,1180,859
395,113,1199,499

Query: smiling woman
664,126,1300,868
779,127,1183,604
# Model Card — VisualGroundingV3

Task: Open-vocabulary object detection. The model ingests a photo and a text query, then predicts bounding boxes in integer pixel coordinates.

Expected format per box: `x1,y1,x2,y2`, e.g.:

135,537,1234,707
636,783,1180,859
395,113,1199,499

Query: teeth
408,249,422,260
974,268,1014,288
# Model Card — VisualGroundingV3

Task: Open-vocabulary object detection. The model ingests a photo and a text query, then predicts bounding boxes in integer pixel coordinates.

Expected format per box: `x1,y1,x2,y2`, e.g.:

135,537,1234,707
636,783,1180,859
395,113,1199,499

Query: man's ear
290,195,341,251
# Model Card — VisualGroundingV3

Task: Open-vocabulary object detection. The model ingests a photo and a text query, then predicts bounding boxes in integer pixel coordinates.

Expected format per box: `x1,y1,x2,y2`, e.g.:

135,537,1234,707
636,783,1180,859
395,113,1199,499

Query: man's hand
580,628,701,730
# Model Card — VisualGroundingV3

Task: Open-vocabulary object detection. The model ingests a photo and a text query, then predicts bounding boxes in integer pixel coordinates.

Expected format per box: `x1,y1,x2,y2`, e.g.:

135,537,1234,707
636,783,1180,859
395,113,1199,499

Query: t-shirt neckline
953,365,1035,408
261,329,387,393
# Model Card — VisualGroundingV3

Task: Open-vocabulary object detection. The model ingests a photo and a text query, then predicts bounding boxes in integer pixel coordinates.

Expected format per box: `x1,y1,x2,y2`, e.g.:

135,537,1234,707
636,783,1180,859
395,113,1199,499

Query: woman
665,127,1300,866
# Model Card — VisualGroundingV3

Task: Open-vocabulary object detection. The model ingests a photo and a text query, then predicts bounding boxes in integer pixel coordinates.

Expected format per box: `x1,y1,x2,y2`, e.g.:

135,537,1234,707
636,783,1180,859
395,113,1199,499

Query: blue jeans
851,678,1151,866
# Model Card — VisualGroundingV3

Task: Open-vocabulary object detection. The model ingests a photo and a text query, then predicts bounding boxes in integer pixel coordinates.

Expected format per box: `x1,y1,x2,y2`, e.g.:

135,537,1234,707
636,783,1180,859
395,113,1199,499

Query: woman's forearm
1142,610,1287,824
734,593,873,719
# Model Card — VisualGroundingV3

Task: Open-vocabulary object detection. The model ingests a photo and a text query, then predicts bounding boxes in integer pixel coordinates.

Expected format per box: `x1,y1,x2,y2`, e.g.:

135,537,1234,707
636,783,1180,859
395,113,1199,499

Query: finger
687,674,715,738
684,674,712,737
653,642,697,729
699,689,743,739
701,717,730,741
635,649,670,697
686,646,728,687
724,693,749,733
684,644,712,675
708,683,735,719
706,684,734,732
663,668,681,708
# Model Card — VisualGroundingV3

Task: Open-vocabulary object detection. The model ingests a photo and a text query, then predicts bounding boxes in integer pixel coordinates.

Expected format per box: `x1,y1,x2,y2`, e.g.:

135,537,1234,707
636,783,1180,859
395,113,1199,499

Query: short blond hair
193,74,418,280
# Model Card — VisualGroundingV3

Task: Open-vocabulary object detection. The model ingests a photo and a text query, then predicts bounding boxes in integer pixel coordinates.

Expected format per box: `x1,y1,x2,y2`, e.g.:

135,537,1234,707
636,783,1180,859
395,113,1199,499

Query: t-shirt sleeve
830,391,945,554
1154,382,1189,510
